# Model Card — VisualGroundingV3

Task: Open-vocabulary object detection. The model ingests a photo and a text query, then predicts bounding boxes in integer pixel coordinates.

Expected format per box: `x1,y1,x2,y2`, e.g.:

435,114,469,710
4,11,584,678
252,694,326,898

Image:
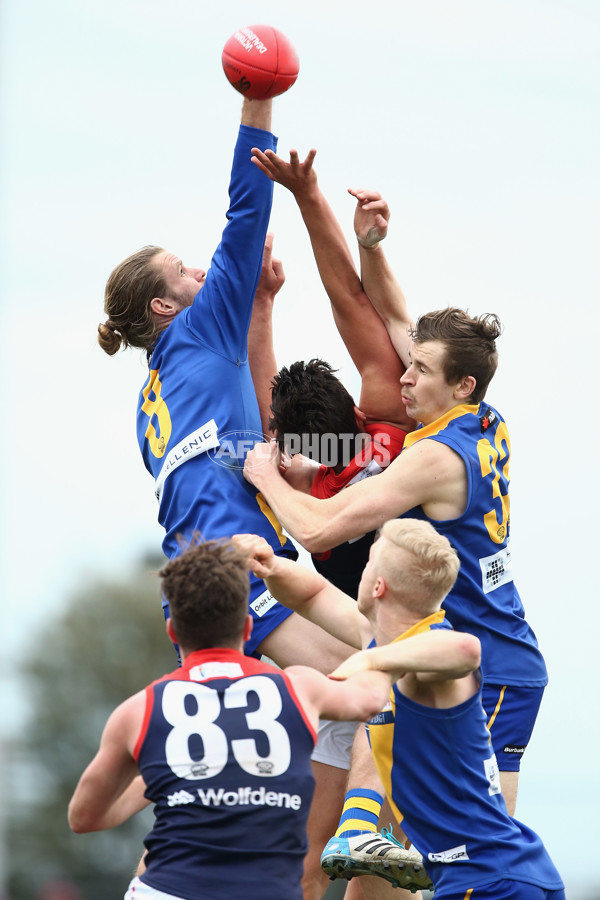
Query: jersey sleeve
188,124,277,360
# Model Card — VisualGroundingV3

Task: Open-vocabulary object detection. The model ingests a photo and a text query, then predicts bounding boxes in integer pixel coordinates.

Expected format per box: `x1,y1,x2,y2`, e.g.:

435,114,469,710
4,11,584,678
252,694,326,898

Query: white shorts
311,718,359,770
125,877,183,900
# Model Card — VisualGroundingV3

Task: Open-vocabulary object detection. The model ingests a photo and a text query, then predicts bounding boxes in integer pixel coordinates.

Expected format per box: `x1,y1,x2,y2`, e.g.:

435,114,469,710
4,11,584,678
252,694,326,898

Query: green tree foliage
6,555,178,900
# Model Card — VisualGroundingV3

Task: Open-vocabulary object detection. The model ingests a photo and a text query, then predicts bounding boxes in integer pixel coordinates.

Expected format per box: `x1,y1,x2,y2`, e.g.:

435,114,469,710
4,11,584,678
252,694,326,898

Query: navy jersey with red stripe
134,648,316,900
311,423,407,597
401,403,547,687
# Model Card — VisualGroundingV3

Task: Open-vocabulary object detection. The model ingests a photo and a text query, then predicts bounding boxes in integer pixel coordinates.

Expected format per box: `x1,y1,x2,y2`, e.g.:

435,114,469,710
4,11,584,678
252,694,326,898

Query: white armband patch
155,419,220,500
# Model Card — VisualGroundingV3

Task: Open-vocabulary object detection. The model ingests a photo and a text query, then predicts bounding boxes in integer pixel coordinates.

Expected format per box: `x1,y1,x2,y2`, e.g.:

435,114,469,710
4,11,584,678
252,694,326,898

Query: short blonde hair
376,519,459,614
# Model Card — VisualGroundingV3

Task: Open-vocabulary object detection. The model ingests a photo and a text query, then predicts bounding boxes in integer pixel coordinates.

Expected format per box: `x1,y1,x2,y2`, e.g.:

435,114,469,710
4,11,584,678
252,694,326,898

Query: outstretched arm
286,664,392,728
243,435,465,553
189,98,276,360
232,533,366,649
329,630,481,684
241,97,272,130
248,233,285,437
251,148,407,425
349,189,414,368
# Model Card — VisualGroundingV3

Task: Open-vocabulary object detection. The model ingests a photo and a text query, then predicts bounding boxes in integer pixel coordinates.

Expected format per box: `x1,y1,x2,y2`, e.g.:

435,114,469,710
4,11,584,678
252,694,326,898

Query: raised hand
251,147,318,198
254,232,285,301
348,188,390,248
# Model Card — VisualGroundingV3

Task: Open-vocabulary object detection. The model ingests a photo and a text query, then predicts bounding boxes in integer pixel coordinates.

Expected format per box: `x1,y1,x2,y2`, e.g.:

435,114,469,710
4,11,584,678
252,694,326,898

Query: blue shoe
320,828,433,893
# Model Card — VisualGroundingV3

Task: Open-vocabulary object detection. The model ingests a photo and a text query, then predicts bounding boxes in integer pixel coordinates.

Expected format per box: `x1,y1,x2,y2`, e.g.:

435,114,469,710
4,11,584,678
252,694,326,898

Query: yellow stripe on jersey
486,685,506,732
255,492,288,547
403,404,480,450
368,611,447,825
464,890,474,899
369,692,403,824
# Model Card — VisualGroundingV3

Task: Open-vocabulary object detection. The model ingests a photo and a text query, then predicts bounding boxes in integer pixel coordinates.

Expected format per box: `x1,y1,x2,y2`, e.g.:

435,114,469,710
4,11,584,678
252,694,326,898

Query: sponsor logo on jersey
250,588,277,618
167,789,196,807
479,545,513,593
196,785,302,809
503,745,526,755
484,754,502,796
189,661,244,681
368,700,394,726
479,407,497,432
428,844,469,864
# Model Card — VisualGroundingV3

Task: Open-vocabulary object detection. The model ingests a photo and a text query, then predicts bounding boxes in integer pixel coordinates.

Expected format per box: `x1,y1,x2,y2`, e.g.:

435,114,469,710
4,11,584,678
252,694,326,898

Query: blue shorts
482,683,545,772
161,570,293,660
441,880,565,900
243,572,294,655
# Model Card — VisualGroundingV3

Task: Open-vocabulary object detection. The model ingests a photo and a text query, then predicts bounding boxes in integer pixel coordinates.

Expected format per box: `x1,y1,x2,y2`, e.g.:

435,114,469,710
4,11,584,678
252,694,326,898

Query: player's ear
354,405,367,430
166,617,177,644
455,375,476,401
373,576,386,599
151,296,179,318
243,614,253,644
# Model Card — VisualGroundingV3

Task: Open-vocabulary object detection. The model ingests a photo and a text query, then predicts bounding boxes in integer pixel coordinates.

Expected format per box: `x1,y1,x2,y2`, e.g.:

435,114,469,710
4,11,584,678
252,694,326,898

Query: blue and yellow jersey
368,615,563,896
136,125,295,564
401,402,547,686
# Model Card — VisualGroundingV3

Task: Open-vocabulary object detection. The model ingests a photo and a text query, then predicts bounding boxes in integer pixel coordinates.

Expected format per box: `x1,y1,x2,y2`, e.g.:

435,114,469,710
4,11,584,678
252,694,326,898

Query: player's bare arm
243,437,468,553
248,232,285,437
286,665,392,728
349,188,414,368
251,148,408,425
68,695,149,833
280,452,321,494
233,533,365,649
240,97,273,130
329,630,482,685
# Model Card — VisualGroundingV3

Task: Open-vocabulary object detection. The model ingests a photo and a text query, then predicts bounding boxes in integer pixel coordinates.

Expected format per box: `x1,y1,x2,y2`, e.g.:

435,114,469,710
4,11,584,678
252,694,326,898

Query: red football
222,25,299,100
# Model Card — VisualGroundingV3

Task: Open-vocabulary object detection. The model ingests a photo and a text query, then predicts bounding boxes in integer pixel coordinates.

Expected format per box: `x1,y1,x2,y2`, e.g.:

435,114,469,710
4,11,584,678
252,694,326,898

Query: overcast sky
1,1,599,895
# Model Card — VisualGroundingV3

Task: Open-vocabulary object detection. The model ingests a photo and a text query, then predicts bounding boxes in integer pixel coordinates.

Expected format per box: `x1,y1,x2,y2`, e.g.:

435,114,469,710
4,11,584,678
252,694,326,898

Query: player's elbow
68,801,98,834
457,633,481,672
299,519,342,554
301,533,329,554
68,811,91,834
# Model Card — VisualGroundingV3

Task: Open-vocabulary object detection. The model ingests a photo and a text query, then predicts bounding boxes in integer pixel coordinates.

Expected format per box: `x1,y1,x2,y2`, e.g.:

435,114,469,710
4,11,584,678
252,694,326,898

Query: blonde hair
98,245,166,355
377,518,459,614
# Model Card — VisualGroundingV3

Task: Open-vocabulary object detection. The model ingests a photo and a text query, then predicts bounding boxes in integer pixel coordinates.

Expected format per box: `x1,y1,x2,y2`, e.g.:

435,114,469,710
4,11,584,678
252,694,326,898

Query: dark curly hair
410,308,502,403
159,537,250,650
269,359,359,464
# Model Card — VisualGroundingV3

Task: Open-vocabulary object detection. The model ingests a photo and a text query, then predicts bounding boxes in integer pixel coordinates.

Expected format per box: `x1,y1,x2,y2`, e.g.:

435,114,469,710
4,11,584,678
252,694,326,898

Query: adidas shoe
320,827,433,893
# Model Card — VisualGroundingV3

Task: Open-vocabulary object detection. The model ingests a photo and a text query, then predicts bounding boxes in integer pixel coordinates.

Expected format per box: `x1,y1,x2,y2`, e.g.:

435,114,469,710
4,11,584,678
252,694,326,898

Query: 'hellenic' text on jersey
136,124,296,565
